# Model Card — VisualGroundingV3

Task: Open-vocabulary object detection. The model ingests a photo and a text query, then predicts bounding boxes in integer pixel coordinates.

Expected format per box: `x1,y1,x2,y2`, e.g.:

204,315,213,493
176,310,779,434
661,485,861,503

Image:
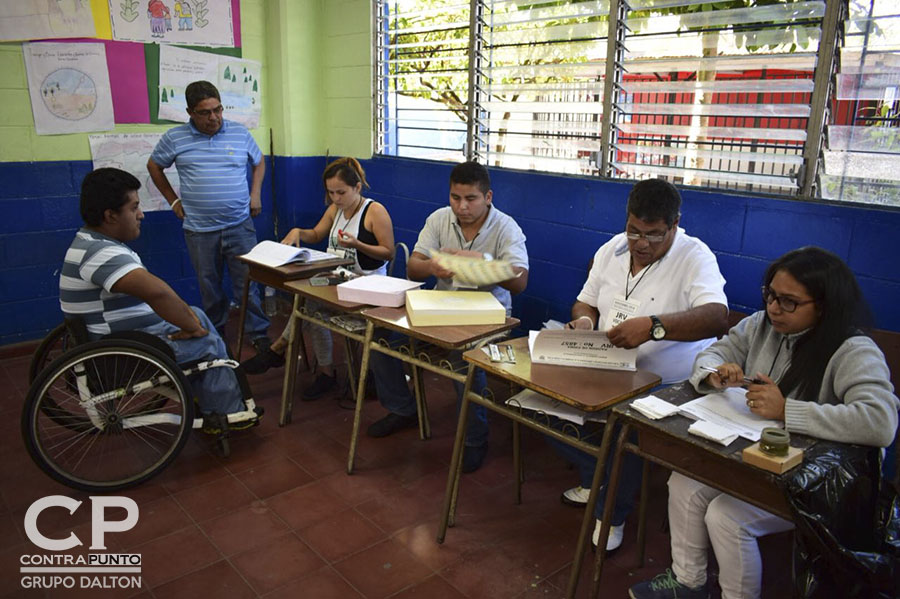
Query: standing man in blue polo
147,80,270,352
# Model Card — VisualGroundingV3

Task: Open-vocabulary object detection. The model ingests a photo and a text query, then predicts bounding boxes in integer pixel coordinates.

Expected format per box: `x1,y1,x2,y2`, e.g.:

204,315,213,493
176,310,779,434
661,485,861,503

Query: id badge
604,295,640,330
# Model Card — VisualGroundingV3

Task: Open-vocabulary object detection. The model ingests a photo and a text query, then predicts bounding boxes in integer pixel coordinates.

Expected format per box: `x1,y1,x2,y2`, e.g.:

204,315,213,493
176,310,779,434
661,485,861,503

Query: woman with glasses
629,246,899,599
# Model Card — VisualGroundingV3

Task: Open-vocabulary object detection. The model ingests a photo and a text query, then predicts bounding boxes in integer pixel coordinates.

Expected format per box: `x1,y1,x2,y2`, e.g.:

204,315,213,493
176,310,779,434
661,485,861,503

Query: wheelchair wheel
22,339,194,492
28,323,72,383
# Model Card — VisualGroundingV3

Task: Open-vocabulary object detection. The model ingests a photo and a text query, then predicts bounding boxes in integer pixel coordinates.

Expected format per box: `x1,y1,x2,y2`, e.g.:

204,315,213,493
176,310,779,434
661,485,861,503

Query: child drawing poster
0,0,96,42
158,45,259,128
108,0,233,47
89,133,179,212
23,42,115,135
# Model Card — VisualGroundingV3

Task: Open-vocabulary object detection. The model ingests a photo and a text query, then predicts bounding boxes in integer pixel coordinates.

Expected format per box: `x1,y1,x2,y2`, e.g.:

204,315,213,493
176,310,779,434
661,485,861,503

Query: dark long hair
765,246,873,402
322,157,369,205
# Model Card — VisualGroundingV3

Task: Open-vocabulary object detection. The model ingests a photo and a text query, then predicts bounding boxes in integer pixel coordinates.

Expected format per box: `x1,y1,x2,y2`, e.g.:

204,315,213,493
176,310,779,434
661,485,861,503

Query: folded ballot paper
687,420,740,446
431,251,517,287
629,395,681,420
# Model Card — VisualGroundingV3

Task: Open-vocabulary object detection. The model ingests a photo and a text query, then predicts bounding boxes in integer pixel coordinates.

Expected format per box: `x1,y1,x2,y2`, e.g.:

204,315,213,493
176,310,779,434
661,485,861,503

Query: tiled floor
0,311,789,598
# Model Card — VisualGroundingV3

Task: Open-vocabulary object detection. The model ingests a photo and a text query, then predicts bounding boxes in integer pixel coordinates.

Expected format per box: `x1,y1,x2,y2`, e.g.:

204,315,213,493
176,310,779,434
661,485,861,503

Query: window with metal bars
819,0,900,206
374,0,900,207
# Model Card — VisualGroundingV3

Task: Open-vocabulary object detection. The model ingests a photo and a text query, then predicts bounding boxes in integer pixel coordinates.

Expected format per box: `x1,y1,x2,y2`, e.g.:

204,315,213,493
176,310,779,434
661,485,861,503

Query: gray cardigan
690,311,899,448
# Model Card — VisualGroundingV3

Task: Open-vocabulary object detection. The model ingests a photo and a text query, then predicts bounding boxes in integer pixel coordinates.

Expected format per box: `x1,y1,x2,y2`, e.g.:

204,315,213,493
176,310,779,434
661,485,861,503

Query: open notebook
240,240,336,268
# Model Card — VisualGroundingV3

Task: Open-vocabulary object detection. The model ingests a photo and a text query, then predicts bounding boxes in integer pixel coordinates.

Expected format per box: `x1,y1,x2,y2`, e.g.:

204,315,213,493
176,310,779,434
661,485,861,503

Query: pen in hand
699,365,765,385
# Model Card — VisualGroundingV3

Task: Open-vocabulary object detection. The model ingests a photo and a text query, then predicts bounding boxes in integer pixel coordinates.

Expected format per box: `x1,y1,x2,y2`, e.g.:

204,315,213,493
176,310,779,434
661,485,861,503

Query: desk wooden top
283,279,370,312
362,306,519,349
462,336,661,412
238,255,353,285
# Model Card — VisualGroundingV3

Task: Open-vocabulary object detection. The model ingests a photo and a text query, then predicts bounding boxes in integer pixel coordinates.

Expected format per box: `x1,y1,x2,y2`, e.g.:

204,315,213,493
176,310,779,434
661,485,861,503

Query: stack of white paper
431,251,516,286
336,275,423,307
688,420,739,446
678,387,781,442
630,395,680,420
505,389,605,426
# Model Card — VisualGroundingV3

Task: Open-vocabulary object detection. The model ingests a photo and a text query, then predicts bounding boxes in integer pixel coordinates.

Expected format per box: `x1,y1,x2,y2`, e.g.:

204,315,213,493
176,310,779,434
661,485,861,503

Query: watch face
652,325,665,340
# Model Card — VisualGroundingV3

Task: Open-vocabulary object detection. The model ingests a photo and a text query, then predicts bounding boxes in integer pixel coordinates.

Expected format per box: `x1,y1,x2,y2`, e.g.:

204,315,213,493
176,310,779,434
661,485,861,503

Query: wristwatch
649,315,666,341
482,253,494,261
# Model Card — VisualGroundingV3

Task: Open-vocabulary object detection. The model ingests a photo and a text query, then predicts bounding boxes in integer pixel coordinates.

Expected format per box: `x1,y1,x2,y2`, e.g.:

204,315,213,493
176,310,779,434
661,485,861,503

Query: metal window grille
818,0,900,207
374,0,900,206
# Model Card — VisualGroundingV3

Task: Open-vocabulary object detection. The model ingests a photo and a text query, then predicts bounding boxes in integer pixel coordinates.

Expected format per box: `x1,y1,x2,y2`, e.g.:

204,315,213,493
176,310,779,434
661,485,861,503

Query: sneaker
592,519,625,552
201,412,229,435
461,443,488,473
561,485,591,507
366,412,418,437
240,346,285,375
628,569,709,599
302,373,336,401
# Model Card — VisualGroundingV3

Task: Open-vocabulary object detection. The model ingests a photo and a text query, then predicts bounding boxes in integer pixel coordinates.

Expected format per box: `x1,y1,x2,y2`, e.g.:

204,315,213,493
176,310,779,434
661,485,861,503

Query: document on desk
679,387,781,442
506,389,605,426
240,240,335,268
431,251,517,286
528,329,637,371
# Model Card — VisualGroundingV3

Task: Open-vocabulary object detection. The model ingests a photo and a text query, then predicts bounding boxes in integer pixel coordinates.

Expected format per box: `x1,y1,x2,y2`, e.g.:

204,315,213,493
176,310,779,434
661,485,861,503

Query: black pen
699,365,765,385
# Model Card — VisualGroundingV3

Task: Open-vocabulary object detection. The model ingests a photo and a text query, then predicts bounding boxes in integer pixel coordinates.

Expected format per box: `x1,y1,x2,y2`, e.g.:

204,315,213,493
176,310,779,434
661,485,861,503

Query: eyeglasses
625,230,668,243
761,286,816,313
192,105,223,117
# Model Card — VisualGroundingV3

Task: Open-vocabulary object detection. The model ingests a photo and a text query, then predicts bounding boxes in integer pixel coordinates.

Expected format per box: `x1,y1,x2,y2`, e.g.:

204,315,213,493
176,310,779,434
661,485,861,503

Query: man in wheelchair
59,167,245,424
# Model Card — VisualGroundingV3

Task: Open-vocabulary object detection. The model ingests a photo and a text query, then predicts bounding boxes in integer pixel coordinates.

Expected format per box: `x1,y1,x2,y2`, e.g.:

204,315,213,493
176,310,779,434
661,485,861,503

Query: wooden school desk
436,336,661,599
234,255,351,359
346,306,519,474
278,279,373,426
590,382,816,599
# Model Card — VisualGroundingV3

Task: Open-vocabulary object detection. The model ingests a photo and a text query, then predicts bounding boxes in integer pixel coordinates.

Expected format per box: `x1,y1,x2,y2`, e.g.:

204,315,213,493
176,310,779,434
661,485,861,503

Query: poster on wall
89,133,179,212
0,0,96,42
23,42,115,135
158,44,259,128
108,0,234,47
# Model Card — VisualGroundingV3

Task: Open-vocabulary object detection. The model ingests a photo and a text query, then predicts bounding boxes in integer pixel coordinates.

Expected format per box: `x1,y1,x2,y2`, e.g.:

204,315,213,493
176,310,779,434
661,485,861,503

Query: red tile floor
0,309,790,598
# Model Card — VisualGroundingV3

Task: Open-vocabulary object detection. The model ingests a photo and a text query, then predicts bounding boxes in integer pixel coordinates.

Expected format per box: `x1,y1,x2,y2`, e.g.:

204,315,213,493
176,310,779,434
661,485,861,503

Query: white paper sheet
240,241,334,268
89,133,179,212
109,0,234,47
0,0,96,42
431,251,517,287
678,387,781,442
23,42,114,136
688,420,739,446
630,395,680,420
157,45,261,128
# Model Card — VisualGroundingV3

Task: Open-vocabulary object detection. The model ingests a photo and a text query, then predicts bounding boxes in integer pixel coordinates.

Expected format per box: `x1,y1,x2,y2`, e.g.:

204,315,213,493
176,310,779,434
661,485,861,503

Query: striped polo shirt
150,119,263,232
59,229,163,336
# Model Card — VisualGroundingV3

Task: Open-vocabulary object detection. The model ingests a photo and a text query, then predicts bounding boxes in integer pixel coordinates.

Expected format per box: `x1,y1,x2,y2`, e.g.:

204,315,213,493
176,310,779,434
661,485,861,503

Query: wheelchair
23,318,263,493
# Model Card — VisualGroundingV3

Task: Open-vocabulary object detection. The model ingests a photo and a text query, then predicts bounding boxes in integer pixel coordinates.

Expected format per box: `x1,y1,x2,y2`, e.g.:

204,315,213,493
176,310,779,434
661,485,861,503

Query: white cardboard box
405,290,506,326
336,275,423,307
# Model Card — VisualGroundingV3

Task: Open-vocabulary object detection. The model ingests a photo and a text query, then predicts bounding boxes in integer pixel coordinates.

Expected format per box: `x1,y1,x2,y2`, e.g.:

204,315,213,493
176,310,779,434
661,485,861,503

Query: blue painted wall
1,154,899,346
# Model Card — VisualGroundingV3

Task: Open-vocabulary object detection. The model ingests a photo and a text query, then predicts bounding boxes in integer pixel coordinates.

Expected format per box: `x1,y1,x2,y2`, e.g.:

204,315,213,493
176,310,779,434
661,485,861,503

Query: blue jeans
183,217,270,341
138,308,244,415
548,419,642,526
369,329,489,447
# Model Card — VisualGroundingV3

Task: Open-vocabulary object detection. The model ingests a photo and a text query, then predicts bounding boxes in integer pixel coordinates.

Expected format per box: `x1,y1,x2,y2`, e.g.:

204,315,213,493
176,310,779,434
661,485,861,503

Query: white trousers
668,472,794,599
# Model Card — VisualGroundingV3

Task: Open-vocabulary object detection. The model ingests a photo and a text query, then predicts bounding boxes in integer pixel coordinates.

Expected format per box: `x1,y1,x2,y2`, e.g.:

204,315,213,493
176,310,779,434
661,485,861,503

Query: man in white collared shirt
560,178,729,551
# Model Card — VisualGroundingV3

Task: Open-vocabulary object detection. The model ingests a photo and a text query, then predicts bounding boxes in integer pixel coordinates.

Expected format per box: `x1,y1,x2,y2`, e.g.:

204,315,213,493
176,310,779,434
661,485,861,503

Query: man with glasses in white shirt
555,178,729,552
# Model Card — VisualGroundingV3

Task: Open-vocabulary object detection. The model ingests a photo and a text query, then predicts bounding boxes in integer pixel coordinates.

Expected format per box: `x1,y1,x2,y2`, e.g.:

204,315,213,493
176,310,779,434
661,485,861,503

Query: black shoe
461,443,488,473
302,373,336,401
251,336,271,353
240,346,285,375
366,412,418,438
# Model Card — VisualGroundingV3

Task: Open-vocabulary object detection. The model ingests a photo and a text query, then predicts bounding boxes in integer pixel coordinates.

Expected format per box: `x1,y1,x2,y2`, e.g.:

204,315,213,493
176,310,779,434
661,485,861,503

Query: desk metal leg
436,362,476,542
512,421,523,505
637,458,650,568
347,322,375,474
234,275,251,360
589,420,631,599
409,339,430,440
279,296,304,426
342,335,359,401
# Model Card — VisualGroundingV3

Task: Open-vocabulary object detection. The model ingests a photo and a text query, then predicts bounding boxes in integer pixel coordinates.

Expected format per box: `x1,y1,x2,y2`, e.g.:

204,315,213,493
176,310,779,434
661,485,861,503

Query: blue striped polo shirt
150,119,263,232
59,229,163,336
